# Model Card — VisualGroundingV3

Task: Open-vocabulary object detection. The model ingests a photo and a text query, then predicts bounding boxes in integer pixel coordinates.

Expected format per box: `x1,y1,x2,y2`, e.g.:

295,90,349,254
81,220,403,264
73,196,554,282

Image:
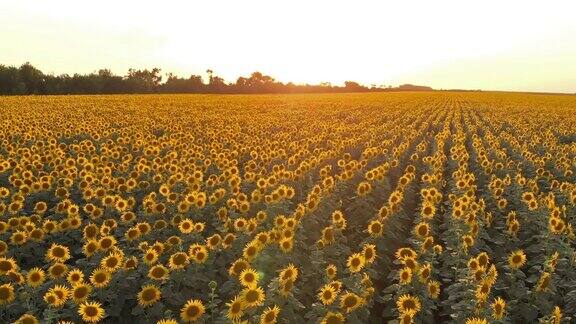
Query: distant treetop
0,62,433,95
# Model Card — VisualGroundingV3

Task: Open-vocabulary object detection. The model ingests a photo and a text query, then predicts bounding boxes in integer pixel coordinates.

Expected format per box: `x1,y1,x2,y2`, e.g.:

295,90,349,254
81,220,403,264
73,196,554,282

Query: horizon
1,1,576,93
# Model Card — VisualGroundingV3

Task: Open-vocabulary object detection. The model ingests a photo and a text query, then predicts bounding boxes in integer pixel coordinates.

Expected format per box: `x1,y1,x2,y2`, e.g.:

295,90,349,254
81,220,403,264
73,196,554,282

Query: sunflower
169,252,189,270
0,257,17,275
222,233,236,248
321,227,335,244
83,224,99,240
522,191,536,204
347,253,365,273
497,198,507,210
361,273,372,288
401,257,419,273
67,269,85,285
101,252,124,272
260,305,280,324
486,264,498,285
48,262,68,279
279,278,295,297
124,256,138,270
399,267,412,285
367,220,383,237
422,281,437,301
279,238,293,253
47,285,70,307
397,294,421,314
226,295,244,321
190,245,209,264
318,284,338,305
167,236,183,248
472,266,486,282
90,268,112,288
46,243,71,263
547,251,560,271
71,283,92,303
536,271,551,292
14,314,40,324
180,299,205,322
242,286,266,307
83,240,99,257
551,306,562,324
491,296,506,320
475,280,491,301
148,264,170,280
32,228,47,242
468,258,480,270
549,218,566,235
138,284,162,307
98,235,117,251
326,264,337,279
399,310,416,324
339,292,363,313
0,283,15,305
279,264,299,283
321,312,345,324
418,263,432,283
465,318,487,324
395,247,417,261
206,234,222,249
10,230,28,245
477,252,490,268
6,270,24,284
125,227,141,241
44,292,62,308
157,319,178,324
143,248,159,265
26,268,46,288
190,221,204,232
508,250,527,269
0,241,8,256
239,268,260,288
79,301,105,323
421,203,435,219
179,219,194,234
462,235,474,248
229,259,250,277
362,244,377,264
328,281,343,294
507,219,519,236
414,222,429,238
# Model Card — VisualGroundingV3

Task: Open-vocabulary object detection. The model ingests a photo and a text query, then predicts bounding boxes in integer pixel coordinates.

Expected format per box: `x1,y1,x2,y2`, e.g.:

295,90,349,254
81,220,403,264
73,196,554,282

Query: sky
1,0,575,93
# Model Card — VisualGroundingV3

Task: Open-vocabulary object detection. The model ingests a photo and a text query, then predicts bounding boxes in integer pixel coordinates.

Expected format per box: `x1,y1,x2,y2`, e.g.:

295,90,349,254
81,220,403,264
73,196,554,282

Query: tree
0,65,25,94
19,62,45,94
125,68,162,93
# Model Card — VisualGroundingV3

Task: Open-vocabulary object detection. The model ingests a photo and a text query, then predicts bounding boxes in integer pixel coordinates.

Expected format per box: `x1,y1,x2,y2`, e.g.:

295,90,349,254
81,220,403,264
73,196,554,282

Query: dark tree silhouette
0,62,433,95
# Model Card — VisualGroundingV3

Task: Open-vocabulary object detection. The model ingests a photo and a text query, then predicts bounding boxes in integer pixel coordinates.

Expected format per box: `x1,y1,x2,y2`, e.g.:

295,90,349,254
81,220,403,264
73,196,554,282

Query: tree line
0,62,433,95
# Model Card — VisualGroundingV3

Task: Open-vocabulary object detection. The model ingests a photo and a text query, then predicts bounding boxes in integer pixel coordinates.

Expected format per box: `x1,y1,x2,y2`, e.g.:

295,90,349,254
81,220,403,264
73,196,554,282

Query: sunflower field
0,92,575,324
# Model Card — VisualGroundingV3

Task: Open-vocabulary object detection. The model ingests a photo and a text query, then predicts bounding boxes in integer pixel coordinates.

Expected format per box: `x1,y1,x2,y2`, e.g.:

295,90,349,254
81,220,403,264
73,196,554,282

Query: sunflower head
79,301,105,323
239,268,260,287
260,305,280,324
397,294,421,314
226,295,244,321
491,296,506,320
138,284,162,307
508,250,527,269
180,299,205,322
242,286,265,307
318,284,338,305
0,283,15,305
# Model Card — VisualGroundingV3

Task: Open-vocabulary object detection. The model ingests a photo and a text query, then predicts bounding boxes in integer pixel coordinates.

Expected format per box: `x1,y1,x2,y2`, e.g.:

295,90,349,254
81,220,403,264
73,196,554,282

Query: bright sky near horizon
1,0,575,93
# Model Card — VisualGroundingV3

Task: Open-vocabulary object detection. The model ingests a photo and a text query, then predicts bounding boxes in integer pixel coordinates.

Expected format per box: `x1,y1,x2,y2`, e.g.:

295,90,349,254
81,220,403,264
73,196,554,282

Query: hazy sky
1,0,575,92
